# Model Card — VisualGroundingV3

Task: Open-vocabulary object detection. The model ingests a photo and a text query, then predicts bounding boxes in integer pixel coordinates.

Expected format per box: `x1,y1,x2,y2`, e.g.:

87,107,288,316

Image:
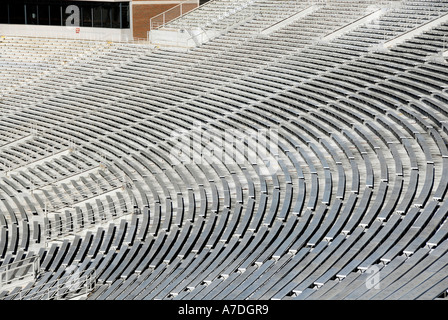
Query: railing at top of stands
150,0,261,30
150,0,203,30
0,256,40,289
198,0,259,29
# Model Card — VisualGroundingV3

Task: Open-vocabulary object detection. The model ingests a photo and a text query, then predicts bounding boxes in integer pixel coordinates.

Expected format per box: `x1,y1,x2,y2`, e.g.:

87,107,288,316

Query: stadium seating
0,0,448,300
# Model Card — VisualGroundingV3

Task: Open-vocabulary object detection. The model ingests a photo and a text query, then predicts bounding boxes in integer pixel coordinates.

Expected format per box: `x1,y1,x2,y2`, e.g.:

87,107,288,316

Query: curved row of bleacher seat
0,37,124,96
0,0,448,300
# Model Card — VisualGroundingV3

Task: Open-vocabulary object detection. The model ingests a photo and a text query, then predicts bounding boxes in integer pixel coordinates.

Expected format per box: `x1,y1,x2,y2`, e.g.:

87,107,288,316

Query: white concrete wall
0,24,133,42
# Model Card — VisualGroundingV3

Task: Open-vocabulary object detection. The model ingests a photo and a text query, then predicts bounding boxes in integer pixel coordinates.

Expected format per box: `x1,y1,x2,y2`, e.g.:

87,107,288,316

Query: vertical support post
443,34,446,53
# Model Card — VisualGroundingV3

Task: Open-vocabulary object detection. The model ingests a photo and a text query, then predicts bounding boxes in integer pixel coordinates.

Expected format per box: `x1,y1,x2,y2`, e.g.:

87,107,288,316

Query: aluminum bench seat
112,220,128,250
369,239,448,299
254,241,330,300
342,187,373,234
278,183,293,221
104,242,144,284
413,163,434,208
87,228,105,258
401,271,448,300
99,224,116,254
19,220,29,252
407,200,448,252
0,227,8,258
145,248,210,300
332,259,396,299
426,209,448,248
149,227,180,269
172,241,229,295
292,226,365,293
197,232,253,283
148,202,161,236
262,189,280,227
47,239,70,272
218,229,266,279
306,198,342,247
101,273,139,300
7,223,19,255
134,230,168,274
60,235,81,268
384,249,448,299
124,214,139,246
377,176,404,221
358,247,431,299
39,243,58,272
239,219,285,269
325,193,357,241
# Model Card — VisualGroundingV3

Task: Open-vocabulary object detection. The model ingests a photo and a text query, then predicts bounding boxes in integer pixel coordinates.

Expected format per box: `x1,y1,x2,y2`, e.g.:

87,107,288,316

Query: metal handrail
0,256,40,288
150,0,201,30
16,268,96,300
186,12,257,46
166,0,222,26
150,0,261,30
44,194,139,241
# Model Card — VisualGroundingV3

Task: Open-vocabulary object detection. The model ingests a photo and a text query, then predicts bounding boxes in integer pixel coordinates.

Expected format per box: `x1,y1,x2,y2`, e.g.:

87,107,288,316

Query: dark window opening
102,5,111,28
111,6,120,28
49,5,62,26
26,4,38,25
81,6,92,28
0,1,130,29
121,4,130,29
38,4,50,25
9,4,25,24
0,4,9,24
92,5,102,28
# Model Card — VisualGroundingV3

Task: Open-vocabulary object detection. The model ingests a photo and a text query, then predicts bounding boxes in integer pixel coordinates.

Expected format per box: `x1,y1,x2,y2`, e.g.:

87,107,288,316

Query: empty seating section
0,0,448,300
